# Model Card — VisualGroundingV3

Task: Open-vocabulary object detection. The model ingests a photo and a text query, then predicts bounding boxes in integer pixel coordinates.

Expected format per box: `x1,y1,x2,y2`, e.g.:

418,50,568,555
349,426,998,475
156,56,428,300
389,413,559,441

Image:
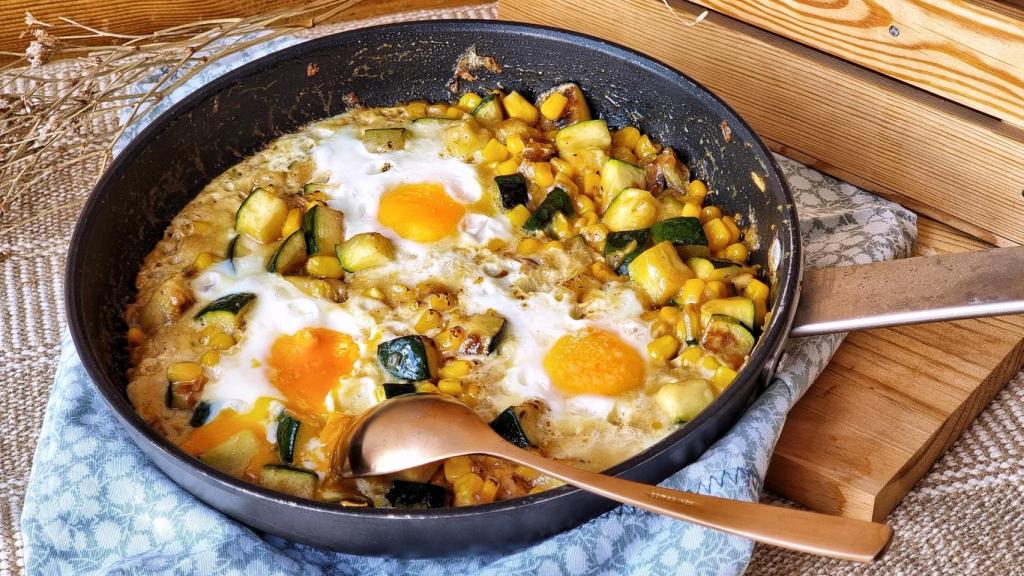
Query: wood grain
687,0,1024,126
500,0,1024,247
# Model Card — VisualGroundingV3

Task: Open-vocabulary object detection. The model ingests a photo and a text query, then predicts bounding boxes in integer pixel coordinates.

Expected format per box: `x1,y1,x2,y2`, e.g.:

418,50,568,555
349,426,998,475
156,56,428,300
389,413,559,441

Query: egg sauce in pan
125,85,770,509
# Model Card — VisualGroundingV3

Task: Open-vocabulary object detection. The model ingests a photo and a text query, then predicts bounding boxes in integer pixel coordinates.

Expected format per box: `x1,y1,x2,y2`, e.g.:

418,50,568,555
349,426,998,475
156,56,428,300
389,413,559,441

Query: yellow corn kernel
687,179,708,202
281,207,303,237
435,326,468,353
478,138,509,163
495,158,520,176
573,194,596,215
682,202,702,218
425,293,454,313
721,216,742,244
582,171,602,199
724,242,749,263
517,237,542,256
438,378,463,395
700,205,722,224
678,346,703,367
610,146,638,164
191,252,215,272
711,365,738,393
416,382,440,394
676,304,702,344
514,465,542,483
415,309,443,333
701,355,721,372
479,478,499,504
503,91,540,124
650,319,674,338
406,100,428,118
444,456,474,482
633,134,660,158
127,327,146,346
679,278,706,305
200,350,221,367
453,472,485,506
744,278,770,326
509,204,531,228
531,162,555,188
486,239,507,252
551,212,572,240
550,157,574,177
440,359,472,378
445,107,464,120
704,280,730,300
167,362,204,384
462,383,481,401
581,223,609,251
426,102,449,117
590,261,620,282
207,330,236,351
658,306,682,323
458,92,483,112
306,255,344,279
543,240,565,251
612,126,641,150
703,218,732,251
505,134,525,156
539,92,568,121
647,335,681,362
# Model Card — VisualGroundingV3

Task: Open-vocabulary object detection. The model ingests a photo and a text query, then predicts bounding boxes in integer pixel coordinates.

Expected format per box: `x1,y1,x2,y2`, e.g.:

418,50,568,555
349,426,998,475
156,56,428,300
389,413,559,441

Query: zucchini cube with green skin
555,119,611,159
604,229,651,276
701,315,755,370
362,128,407,153
537,83,592,127
261,465,318,499
382,383,417,399
489,407,531,448
267,230,307,274
522,187,573,232
377,335,440,381
472,94,505,127
655,379,716,423
458,312,507,355
699,297,756,329
336,232,395,272
235,187,288,243
602,188,659,232
302,204,345,256
627,241,694,305
189,401,211,427
685,257,741,282
194,292,256,331
494,174,529,209
276,413,301,464
651,217,707,247
600,159,646,210
200,429,261,476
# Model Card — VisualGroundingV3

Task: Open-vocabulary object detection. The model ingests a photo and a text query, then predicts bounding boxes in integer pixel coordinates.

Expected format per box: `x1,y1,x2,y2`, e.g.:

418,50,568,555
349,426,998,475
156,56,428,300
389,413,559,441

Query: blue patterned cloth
21,32,916,576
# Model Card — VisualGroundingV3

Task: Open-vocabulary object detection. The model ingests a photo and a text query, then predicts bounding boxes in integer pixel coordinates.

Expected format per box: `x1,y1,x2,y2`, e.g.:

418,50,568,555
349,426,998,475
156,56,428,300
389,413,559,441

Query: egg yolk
543,327,646,396
268,328,359,418
179,397,279,479
378,182,465,242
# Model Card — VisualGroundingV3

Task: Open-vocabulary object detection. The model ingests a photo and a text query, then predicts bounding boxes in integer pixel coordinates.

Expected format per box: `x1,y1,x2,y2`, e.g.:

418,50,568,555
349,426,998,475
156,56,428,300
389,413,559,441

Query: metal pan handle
791,246,1024,337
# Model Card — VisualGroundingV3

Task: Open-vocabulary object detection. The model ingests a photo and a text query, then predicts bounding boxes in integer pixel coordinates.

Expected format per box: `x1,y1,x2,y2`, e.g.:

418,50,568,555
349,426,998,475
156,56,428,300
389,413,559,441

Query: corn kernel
462,383,481,400
509,204,531,227
435,326,467,353
200,350,220,367
701,355,721,372
505,134,525,155
438,378,463,395
306,255,344,279
724,242,748,263
416,382,440,394
444,456,474,482
479,478,499,504
191,252,215,272
495,158,519,176
503,91,540,124
658,306,681,323
590,261,619,282
517,238,542,256
127,327,146,346
679,346,703,367
440,359,472,378
679,278,706,305
682,202,702,218
704,280,730,300
458,92,483,112
634,134,660,157
744,278,770,326
703,218,732,251
478,138,509,163
426,102,449,117
542,240,564,251
281,207,303,237
700,205,722,224
721,216,742,244
445,107,464,119
406,100,428,118
554,173,579,195
539,92,569,121
207,330,236,351
647,335,681,362
573,194,596,214
531,162,555,188
453,472,485,506
581,223,609,251
582,171,602,198
612,126,641,150
581,211,599,226
415,309,443,333
551,212,572,240
514,465,542,483
711,365,738,393
687,179,708,202
550,157,574,177
610,146,638,164
677,304,702,344
167,362,203,384
650,319,674,338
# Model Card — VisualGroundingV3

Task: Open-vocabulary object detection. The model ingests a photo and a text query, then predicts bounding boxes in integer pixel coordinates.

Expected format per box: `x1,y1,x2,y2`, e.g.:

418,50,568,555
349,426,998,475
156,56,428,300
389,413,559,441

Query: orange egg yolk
179,397,278,480
543,327,646,396
267,328,359,419
378,182,465,242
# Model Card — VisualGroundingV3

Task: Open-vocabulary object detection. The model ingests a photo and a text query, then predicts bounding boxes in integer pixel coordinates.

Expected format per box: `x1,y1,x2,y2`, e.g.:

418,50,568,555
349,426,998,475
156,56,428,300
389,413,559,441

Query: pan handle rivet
888,25,900,37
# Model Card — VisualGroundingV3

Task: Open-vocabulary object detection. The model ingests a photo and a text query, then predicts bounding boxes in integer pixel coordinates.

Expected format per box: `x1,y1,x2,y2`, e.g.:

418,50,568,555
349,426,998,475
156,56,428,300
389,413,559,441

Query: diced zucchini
166,362,204,410
261,465,318,499
494,174,529,209
362,128,407,153
523,187,573,232
266,230,307,274
409,117,457,138
377,335,441,381
651,217,707,247
701,315,755,370
284,276,346,302
472,94,505,126
276,413,300,464
302,182,333,197
537,83,592,127
302,204,345,256
458,311,507,355
383,383,417,399
199,429,260,476
604,229,651,275
555,119,611,159
686,257,741,282
655,379,715,423
194,293,256,331
189,401,212,427
602,188,659,232
600,159,646,209
627,241,694,305
385,480,447,509
655,148,690,191
489,407,531,448
700,297,756,329
235,188,288,243
336,232,395,272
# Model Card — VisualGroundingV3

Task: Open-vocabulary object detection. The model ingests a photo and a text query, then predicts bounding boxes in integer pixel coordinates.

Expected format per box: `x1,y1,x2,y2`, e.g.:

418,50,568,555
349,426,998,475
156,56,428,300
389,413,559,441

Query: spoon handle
493,446,892,563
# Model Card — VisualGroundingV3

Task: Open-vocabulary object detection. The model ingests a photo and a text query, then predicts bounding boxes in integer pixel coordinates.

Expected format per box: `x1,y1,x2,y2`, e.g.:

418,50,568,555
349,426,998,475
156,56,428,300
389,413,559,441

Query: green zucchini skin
701,315,754,370
603,229,651,276
383,383,417,399
494,174,529,209
385,480,448,509
459,312,507,355
302,204,345,256
472,94,505,125
377,336,440,381
267,230,307,274
522,187,573,232
700,296,755,329
650,217,707,247
194,293,256,320
189,401,212,427
261,465,319,499
489,407,531,448
276,413,301,464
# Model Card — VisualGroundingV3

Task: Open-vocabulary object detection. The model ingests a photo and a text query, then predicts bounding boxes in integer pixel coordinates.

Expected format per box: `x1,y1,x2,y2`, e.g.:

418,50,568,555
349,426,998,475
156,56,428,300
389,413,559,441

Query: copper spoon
333,393,892,563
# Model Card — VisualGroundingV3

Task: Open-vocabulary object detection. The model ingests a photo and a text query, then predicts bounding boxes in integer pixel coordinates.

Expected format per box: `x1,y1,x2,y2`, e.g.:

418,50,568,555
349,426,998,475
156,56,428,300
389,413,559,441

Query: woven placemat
2,4,1022,574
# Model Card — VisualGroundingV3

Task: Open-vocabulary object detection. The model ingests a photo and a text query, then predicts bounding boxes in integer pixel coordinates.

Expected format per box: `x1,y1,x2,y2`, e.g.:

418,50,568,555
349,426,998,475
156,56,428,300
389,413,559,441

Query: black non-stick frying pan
66,20,1023,557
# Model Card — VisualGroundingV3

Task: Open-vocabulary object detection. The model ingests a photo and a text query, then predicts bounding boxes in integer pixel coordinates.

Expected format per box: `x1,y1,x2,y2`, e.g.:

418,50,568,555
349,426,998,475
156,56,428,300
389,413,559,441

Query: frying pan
65,20,1024,557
